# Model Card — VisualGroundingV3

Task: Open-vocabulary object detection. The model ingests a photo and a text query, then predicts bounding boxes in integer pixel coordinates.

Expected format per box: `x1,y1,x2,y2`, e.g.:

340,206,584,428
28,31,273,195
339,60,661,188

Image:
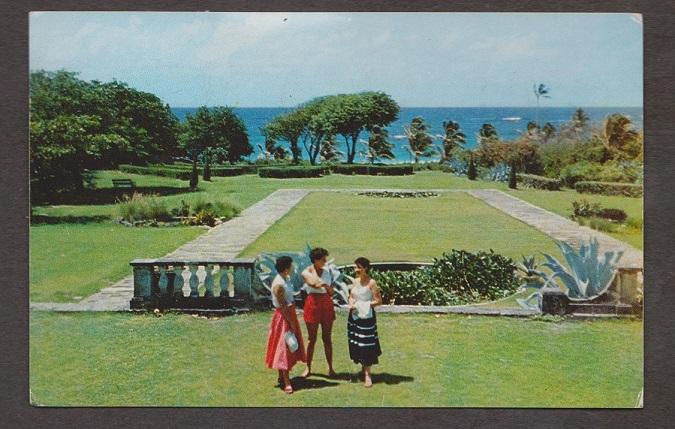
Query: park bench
112,178,136,188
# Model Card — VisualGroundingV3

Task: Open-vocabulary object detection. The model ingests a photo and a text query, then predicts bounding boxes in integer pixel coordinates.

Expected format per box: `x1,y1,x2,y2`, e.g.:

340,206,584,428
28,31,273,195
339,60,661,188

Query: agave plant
516,238,623,310
446,158,468,176
484,163,511,182
253,243,351,305
543,237,622,299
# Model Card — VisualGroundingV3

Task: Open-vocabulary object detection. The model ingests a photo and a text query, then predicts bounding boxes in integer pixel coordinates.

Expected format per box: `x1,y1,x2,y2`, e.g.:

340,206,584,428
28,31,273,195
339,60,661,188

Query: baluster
188,264,200,298
158,265,169,296
219,264,230,297
133,265,153,298
234,266,252,298
204,264,215,297
173,265,185,297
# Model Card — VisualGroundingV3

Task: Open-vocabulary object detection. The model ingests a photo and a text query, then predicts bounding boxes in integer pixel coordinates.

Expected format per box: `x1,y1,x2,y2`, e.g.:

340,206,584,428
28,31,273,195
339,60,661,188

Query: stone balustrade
129,258,260,311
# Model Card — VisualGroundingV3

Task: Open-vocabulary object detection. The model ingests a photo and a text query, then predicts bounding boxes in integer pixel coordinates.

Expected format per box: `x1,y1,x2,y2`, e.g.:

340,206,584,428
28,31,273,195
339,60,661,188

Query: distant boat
502,117,521,122
393,134,407,140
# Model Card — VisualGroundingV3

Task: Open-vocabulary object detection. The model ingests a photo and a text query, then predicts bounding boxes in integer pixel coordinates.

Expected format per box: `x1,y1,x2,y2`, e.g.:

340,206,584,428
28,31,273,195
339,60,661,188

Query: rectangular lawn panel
30,224,205,302
240,192,563,264
29,311,643,407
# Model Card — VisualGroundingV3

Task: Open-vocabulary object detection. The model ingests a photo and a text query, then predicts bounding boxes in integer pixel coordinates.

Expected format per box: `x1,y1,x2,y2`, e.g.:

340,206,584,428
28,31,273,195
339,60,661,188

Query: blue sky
29,12,643,108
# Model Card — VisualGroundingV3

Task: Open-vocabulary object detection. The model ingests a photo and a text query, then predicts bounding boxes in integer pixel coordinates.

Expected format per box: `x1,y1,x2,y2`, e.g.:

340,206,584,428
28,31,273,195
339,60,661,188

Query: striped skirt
347,310,382,366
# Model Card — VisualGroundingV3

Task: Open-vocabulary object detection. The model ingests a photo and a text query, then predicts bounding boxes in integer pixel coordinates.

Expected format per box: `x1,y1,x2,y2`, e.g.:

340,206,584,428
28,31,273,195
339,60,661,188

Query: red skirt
303,293,336,324
265,305,306,370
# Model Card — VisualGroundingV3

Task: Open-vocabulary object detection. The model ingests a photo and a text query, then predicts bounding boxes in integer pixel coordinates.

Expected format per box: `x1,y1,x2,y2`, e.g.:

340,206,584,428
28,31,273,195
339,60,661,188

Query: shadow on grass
289,376,340,391
308,371,415,386
33,186,195,206
31,214,112,225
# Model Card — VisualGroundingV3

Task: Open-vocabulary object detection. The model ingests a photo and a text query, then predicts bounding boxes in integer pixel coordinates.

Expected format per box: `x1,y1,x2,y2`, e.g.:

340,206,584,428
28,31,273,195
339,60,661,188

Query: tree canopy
30,70,179,198
178,106,251,163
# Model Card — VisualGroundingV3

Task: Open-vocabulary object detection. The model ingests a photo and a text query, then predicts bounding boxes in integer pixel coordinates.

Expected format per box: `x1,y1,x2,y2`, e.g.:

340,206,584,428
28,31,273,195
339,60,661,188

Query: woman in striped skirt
347,257,382,388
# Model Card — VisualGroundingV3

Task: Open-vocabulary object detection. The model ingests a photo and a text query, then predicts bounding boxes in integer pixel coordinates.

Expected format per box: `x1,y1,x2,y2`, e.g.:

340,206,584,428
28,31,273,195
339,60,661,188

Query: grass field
29,223,204,302
29,311,643,407
30,170,642,302
240,191,564,263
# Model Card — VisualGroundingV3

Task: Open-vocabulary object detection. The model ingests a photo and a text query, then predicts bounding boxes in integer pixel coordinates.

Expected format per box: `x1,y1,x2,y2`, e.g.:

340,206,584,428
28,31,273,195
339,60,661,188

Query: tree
366,125,394,164
572,108,590,132
533,83,551,125
262,108,307,164
439,120,466,162
29,70,180,199
179,106,250,187
478,123,499,144
541,122,556,142
601,114,641,160
467,154,477,180
325,92,399,164
320,134,342,162
508,161,517,189
404,116,435,164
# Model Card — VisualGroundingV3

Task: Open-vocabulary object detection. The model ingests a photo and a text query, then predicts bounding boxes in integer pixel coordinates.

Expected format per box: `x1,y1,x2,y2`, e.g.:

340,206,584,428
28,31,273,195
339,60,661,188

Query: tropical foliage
439,120,466,162
516,238,623,310
404,116,436,163
253,244,351,305
30,70,180,200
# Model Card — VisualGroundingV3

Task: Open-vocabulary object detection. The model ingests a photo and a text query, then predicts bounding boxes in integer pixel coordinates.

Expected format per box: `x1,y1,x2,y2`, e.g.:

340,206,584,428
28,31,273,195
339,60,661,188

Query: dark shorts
303,293,336,324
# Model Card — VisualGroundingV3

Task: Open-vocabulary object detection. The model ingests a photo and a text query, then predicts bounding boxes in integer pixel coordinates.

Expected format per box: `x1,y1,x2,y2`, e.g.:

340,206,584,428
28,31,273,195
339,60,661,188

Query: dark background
2,1,673,427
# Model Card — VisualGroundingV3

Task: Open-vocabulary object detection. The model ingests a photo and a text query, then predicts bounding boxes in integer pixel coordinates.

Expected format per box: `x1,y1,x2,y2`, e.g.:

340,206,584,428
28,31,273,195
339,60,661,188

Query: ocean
171,107,643,164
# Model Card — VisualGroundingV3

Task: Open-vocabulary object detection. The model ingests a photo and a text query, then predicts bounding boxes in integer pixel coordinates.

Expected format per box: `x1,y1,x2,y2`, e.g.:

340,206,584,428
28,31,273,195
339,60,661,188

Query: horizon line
171,105,644,109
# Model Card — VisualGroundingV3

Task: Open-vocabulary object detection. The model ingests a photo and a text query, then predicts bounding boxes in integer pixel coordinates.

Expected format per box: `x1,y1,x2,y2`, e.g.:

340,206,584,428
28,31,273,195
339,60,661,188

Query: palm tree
602,114,640,159
440,120,466,162
533,83,551,125
366,125,394,164
571,108,590,140
478,123,498,145
403,116,435,164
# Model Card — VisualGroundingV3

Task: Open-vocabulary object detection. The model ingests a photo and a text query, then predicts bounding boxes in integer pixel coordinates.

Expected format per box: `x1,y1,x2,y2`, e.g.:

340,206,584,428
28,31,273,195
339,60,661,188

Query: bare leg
364,365,372,388
321,320,336,377
302,323,318,377
281,370,293,393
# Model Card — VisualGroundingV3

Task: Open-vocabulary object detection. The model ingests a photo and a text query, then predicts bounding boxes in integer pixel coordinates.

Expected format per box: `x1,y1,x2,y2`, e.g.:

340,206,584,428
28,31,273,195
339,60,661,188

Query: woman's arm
348,287,356,309
370,280,382,308
302,267,328,291
272,284,294,327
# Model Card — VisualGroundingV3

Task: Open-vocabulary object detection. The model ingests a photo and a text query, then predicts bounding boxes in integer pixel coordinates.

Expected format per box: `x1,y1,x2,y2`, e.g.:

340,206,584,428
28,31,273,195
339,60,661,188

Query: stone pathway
31,187,642,312
31,189,310,312
468,189,643,269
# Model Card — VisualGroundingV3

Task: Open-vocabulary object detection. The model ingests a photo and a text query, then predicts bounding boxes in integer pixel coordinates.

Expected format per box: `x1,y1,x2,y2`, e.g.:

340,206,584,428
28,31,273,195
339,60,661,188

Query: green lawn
30,223,204,302
505,188,643,249
240,191,564,263
29,311,643,407
30,170,642,302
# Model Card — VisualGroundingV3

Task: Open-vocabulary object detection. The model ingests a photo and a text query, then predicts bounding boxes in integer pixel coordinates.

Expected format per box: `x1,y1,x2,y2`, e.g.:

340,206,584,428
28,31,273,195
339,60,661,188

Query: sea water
172,106,643,164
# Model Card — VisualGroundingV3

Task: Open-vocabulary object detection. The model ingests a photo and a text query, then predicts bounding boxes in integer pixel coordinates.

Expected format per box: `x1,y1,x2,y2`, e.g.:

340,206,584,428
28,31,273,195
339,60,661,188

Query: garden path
468,189,643,269
31,188,642,312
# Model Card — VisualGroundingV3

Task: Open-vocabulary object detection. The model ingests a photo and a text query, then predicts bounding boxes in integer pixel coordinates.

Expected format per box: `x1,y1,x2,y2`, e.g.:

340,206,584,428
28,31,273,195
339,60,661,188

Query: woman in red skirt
265,256,306,394
301,247,337,378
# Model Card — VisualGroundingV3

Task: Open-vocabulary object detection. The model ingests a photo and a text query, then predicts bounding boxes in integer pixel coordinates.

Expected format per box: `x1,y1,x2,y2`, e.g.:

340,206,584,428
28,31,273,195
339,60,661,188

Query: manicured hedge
575,181,643,197
156,163,258,176
516,173,562,191
119,165,192,180
258,166,331,178
332,164,414,176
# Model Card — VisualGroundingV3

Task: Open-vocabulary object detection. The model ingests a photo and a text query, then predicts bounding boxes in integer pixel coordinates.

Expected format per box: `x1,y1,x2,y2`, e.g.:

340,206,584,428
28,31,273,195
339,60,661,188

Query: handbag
284,330,299,352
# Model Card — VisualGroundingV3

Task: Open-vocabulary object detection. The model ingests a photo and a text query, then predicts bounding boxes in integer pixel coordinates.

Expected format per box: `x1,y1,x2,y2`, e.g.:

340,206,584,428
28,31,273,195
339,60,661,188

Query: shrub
116,192,171,222
572,198,601,218
191,197,241,219
559,161,603,187
446,158,468,176
596,208,628,223
258,166,331,178
467,157,477,180
575,181,643,197
517,174,562,191
370,249,519,306
119,165,192,180
331,164,414,176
